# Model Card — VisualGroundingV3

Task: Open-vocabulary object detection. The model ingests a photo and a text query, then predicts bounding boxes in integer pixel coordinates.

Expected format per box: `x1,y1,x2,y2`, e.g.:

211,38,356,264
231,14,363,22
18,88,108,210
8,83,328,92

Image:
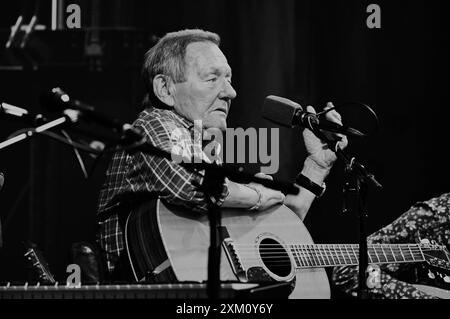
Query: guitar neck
290,244,426,268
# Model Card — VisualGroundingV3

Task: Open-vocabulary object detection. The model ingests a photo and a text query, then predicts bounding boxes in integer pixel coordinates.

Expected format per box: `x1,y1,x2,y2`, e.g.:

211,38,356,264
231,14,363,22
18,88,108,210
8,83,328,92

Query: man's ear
153,74,176,107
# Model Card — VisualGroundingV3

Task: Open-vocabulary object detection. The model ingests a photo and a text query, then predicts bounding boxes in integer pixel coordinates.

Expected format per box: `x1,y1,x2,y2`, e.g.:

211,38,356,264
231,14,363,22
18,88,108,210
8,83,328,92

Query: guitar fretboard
289,244,425,268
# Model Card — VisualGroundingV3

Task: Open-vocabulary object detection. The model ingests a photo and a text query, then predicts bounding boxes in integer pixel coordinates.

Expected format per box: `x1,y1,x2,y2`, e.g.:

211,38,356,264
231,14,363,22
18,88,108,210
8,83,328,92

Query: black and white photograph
0,0,449,311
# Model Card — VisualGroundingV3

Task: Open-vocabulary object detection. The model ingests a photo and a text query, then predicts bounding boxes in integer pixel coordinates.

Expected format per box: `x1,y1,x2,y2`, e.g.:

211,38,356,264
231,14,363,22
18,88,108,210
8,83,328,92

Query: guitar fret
374,244,386,263
305,245,313,266
332,245,339,265
410,244,423,262
292,246,302,267
416,245,425,261
309,245,318,266
338,245,346,264
342,245,350,265
339,245,346,265
408,245,416,261
367,246,374,264
389,246,397,262
333,245,341,265
402,245,414,261
307,245,315,267
327,245,334,265
316,246,323,266
340,245,347,265
314,246,322,266
324,245,332,265
314,245,322,266
315,245,323,266
299,246,307,267
296,246,304,267
325,245,334,266
321,245,330,266
351,245,358,264
371,245,381,263
352,245,359,265
394,245,405,262
296,246,305,267
381,245,390,262
346,245,353,264
327,245,335,265
302,246,312,267
321,245,326,265
341,245,348,264
319,245,329,266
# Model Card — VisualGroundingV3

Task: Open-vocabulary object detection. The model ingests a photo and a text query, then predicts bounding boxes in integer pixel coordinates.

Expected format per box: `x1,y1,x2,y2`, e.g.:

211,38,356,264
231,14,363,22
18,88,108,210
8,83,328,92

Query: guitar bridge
220,227,247,282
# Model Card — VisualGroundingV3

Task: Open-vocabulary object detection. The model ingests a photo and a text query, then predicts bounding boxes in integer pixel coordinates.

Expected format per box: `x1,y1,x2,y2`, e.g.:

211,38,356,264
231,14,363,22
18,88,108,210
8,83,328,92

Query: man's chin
204,117,227,131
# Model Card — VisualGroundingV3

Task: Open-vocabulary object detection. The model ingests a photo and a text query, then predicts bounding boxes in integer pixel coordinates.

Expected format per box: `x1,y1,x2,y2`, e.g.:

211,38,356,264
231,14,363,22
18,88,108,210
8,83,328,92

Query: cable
61,129,89,179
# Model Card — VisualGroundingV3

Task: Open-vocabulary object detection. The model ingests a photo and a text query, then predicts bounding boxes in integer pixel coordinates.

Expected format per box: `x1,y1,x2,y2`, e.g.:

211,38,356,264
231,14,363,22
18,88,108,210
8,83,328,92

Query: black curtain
0,0,449,293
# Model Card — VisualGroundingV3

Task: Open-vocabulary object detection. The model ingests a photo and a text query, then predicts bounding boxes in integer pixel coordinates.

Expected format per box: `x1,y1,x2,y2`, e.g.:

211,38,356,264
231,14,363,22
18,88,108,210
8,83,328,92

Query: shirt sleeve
125,115,229,213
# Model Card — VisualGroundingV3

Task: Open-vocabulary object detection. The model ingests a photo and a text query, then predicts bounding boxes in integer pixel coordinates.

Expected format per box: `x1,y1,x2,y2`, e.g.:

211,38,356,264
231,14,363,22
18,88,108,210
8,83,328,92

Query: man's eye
207,77,217,82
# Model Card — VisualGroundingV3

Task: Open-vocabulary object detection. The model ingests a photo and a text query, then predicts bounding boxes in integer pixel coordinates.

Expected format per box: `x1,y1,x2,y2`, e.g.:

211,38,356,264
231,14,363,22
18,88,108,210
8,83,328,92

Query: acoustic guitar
125,200,450,299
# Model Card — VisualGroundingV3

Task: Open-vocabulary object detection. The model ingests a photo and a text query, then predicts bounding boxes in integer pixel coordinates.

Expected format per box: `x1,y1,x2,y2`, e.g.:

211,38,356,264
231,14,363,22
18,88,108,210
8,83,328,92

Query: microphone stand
200,166,225,300
0,115,74,151
309,128,382,299
338,149,381,299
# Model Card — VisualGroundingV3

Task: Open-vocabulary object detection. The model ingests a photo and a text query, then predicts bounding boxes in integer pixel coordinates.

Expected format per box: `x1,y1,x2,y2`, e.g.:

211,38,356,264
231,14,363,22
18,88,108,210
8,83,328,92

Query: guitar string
231,248,436,252
232,246,440,253
231,246,438,252
233,243,441,251
229,254,446,265
228,253,438,262
231,251,438,261
229,247,443,265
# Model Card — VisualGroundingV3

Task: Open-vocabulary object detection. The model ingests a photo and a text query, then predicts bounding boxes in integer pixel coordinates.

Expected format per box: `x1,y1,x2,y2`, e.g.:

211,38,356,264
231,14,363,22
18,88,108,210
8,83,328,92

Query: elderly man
97,29,346,281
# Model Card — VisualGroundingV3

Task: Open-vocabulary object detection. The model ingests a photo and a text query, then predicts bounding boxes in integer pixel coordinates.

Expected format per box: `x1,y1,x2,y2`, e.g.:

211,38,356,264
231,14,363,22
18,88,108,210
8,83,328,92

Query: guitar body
125,200,330,299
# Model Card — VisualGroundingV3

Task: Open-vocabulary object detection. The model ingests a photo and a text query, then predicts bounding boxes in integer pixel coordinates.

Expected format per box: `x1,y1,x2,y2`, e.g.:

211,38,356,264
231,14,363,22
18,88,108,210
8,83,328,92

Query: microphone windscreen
262,95,302,127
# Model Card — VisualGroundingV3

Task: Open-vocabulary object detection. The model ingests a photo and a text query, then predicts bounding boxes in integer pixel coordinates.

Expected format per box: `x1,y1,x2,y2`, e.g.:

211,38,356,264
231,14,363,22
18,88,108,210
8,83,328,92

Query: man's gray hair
142,29,221,107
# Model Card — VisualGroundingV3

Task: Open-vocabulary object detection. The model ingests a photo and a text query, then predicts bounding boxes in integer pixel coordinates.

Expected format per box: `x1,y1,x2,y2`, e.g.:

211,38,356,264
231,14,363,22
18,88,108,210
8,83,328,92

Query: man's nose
220,80,237,100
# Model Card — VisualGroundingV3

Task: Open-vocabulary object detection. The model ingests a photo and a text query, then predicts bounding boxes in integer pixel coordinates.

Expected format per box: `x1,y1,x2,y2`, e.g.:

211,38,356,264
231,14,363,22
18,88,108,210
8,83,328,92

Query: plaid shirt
97,107,228,273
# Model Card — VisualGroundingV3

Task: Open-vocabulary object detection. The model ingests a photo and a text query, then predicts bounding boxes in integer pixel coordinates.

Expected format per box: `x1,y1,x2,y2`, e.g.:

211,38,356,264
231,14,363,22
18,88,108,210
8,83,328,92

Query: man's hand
303,102,348,171
247,172,285,211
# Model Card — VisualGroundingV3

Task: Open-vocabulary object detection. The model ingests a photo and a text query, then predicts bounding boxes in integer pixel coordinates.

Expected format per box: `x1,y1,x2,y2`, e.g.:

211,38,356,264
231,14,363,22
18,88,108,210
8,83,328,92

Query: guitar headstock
419,240,450,289
23,241,56,284
420,241,450,271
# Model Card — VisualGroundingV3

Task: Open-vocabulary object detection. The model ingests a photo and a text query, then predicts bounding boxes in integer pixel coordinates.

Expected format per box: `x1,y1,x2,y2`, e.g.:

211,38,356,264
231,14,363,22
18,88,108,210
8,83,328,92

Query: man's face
172,42,236,130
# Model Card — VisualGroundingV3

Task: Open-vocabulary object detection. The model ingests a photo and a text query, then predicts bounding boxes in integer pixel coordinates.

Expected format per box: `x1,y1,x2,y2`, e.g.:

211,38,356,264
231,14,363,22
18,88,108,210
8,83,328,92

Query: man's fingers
274,191,285,202
324,102,343,125
306,105,317,114
255,172,273,180
267,193,285,206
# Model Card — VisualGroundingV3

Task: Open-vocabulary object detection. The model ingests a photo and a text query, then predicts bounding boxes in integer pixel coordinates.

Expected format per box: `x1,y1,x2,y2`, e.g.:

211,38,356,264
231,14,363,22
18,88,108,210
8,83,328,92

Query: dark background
0,0,448,298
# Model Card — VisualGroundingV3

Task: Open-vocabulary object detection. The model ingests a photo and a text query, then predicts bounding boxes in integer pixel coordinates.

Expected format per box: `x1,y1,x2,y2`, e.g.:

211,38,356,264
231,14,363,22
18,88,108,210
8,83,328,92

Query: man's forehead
185,42,231,73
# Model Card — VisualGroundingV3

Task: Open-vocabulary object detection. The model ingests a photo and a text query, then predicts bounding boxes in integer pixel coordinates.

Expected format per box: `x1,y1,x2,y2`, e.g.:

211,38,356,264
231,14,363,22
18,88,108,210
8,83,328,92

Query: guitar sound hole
258,238,292,277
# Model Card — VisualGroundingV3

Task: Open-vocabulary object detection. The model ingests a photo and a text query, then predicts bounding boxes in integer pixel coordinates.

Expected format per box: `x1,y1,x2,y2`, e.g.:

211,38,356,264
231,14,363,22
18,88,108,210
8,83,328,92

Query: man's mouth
214,108,228,115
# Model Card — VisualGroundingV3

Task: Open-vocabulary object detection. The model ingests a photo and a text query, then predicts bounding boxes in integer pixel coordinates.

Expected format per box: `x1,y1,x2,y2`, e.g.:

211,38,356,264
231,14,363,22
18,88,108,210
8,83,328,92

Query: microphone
40,88,144,142
262,95,365,137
